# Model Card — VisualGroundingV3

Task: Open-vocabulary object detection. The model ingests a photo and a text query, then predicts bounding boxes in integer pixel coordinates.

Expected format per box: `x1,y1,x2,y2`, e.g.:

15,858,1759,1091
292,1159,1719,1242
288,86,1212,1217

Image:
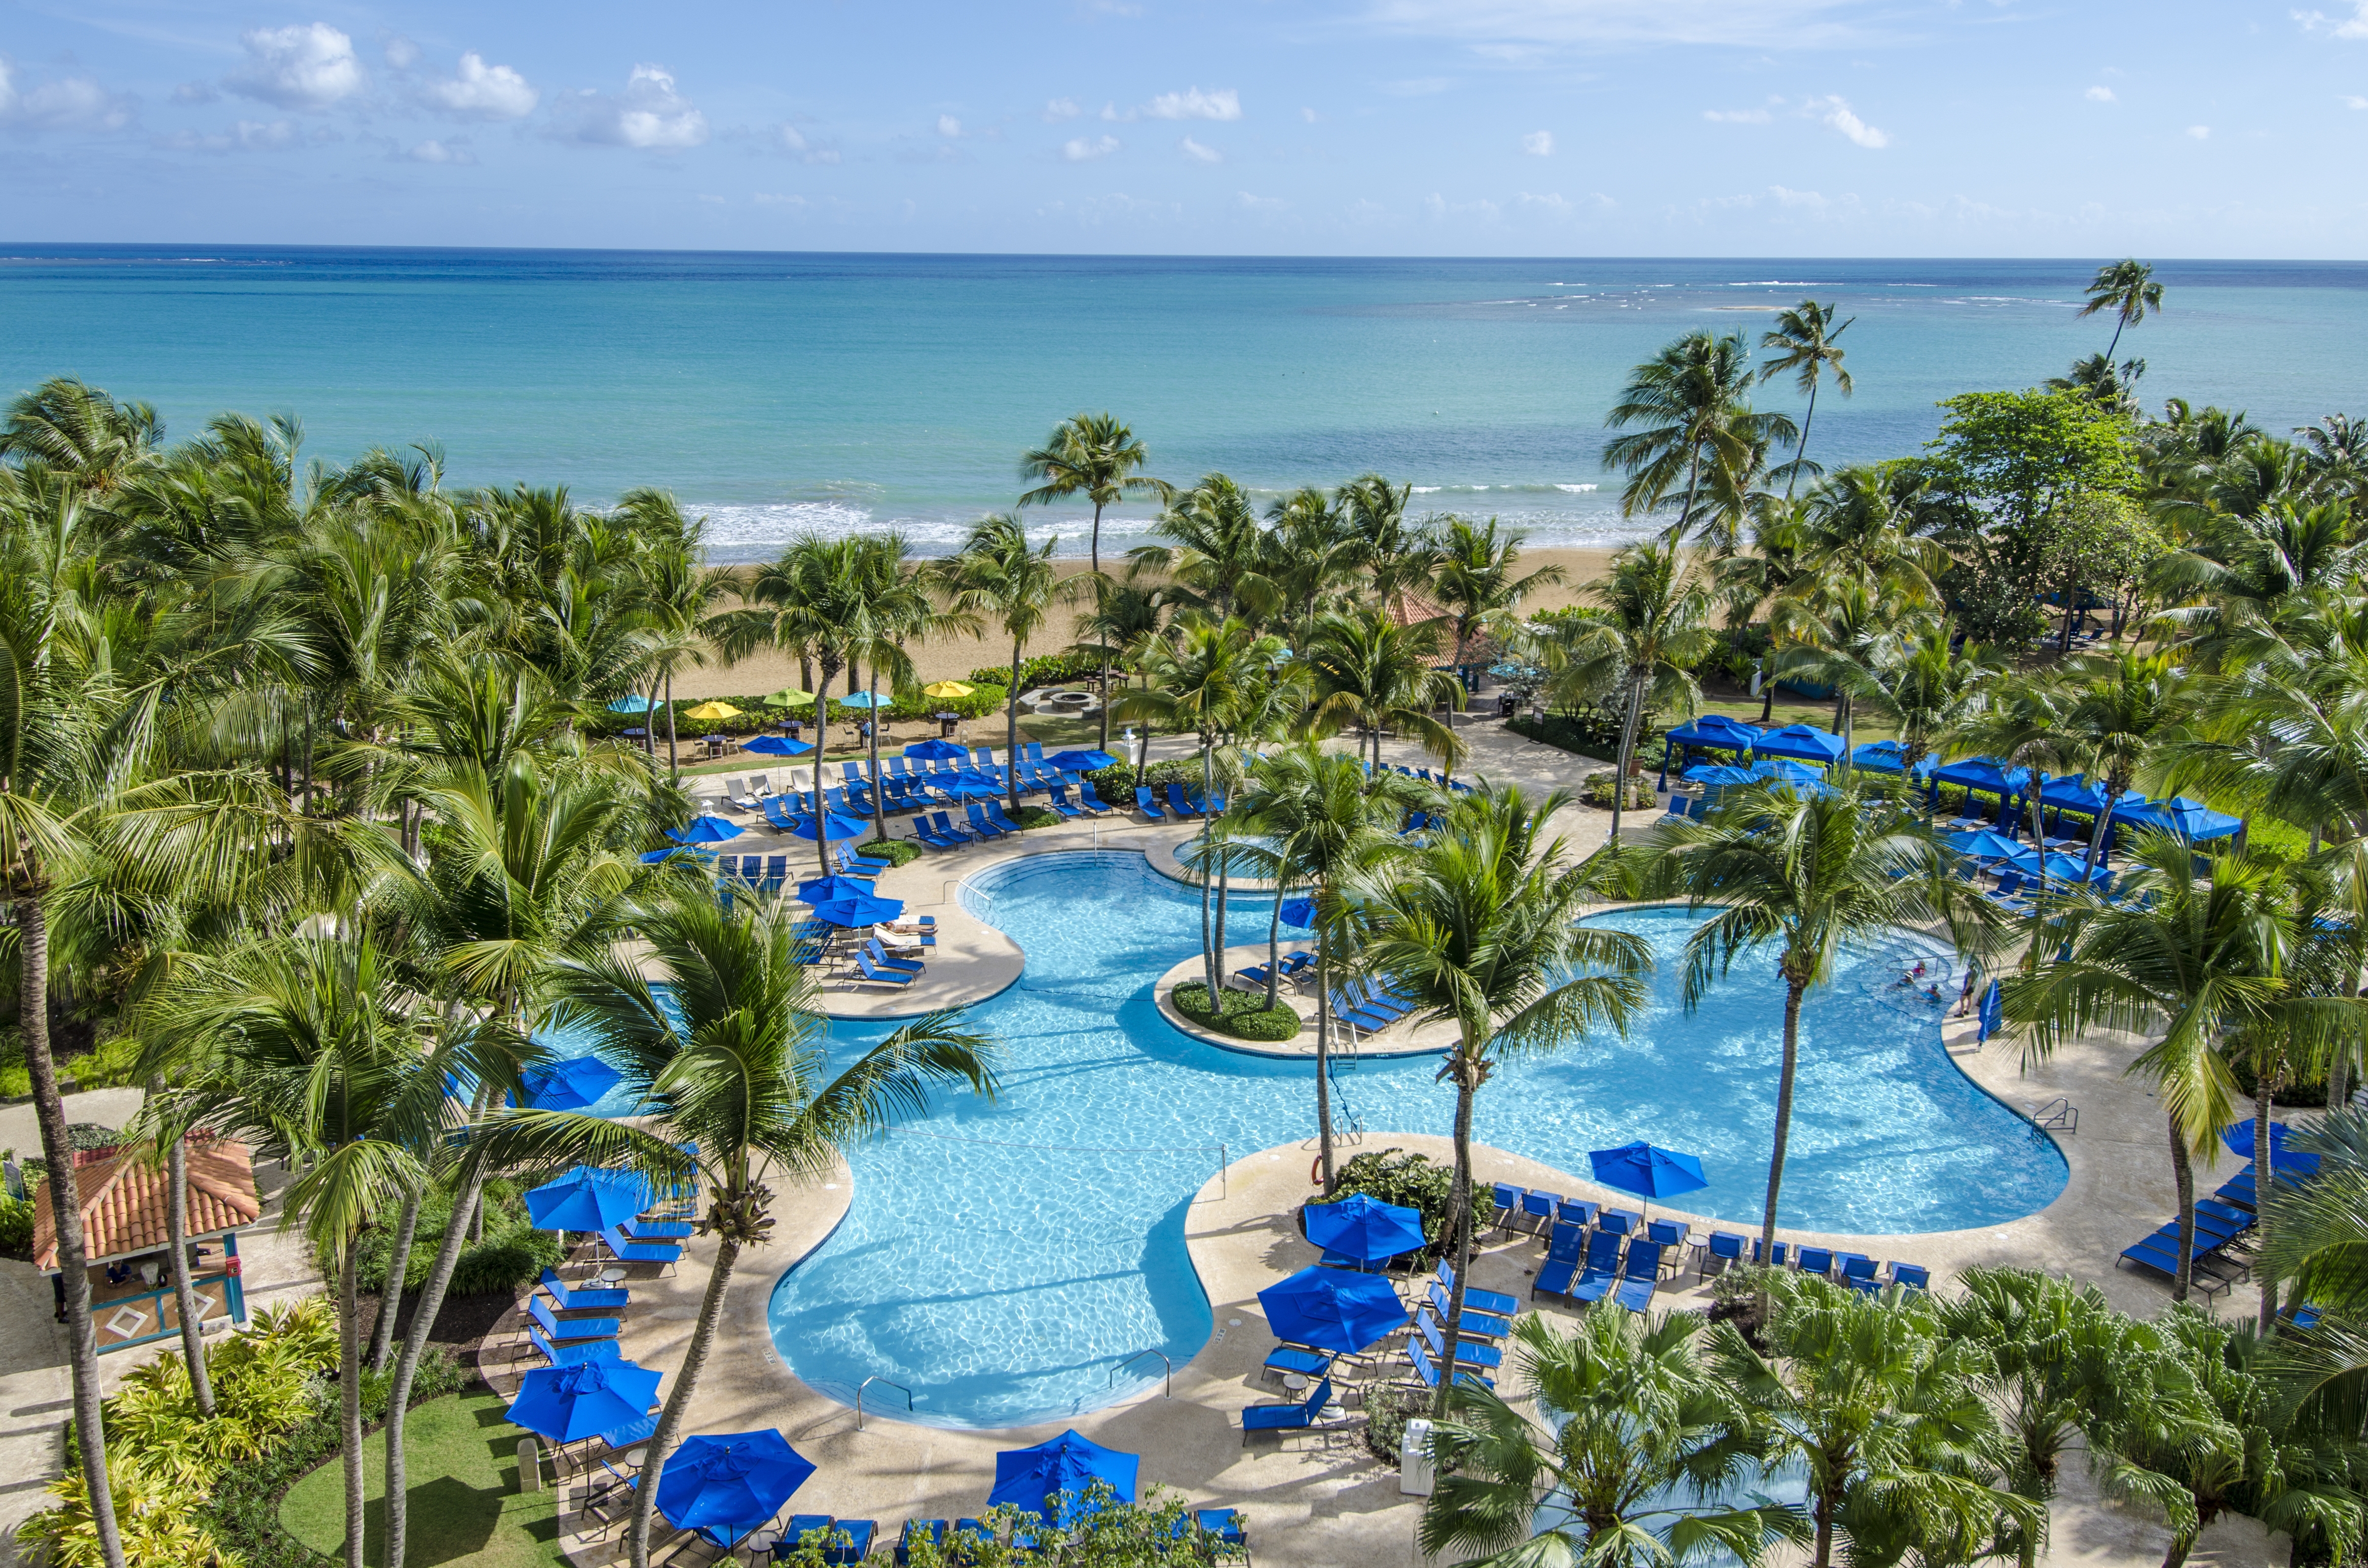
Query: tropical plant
1429,515,1565,674
1760,301,1855,500
1018,412,1170,749
1603,331,1798,544
1297,605,1464,777
2080,259,2166,363
933,514,1075,814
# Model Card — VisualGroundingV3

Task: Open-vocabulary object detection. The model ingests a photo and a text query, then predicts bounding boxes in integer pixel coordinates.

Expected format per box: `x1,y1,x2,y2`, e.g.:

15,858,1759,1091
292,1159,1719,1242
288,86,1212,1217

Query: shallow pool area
747,851,2064,1431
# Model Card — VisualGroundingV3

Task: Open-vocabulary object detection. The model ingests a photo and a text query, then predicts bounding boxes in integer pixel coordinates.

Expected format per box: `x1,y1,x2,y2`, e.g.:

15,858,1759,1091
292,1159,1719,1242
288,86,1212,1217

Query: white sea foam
1554,483,1597,493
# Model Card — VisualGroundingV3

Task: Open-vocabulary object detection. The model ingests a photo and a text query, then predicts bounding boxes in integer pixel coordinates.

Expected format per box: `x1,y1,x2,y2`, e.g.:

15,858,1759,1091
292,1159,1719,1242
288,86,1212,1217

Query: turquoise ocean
4,247,2366,561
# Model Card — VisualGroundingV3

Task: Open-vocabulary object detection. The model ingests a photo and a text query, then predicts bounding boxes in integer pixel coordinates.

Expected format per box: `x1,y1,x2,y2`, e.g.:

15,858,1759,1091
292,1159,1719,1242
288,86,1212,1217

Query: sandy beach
671,545,1623,697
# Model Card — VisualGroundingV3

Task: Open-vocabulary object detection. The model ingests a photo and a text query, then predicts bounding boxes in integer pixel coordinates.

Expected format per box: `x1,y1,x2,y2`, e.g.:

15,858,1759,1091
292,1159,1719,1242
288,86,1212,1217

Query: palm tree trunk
2256,1053,2283,1331
19,894,123,1568
866,674,886,848
2168,1115,2195,1304
2106,313,2127,364
1786,376,1819,503
371,1186,422,1373
1093,500,1112,753
1607,670,1647,844
340,1234,367,1568
814,679,834,880
165,1132,217,1416
1315,931,1335,1196
385,1152,491,1568
1758,978,1806,1324
1007,637,1024,815
629,1234,743,1568
2079,780,2119,884
2161,1529,2199,1568
1263,895,1282,1013
1433,1053,1479,1420
665,672,678,779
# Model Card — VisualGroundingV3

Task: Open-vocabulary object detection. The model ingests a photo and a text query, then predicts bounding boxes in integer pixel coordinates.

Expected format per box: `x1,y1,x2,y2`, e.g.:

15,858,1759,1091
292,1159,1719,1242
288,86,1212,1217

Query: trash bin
1399,1417,1435,1496
937,711,960,737
1498,693,1517,718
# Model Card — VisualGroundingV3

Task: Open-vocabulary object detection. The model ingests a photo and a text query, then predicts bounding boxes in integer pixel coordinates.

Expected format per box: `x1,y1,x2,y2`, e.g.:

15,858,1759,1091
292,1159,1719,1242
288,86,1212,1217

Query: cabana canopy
1750,723,1846,765
2037,774,2146,816
1930,757,2033,795
1682,764,1758,788
1657,713,1763,788
2111,795,2243,842
1850,740,1935,779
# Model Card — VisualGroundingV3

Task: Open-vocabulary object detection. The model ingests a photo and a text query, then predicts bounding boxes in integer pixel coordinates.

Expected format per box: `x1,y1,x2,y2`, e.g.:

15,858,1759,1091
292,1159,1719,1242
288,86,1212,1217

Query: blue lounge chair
1262,1344,1332,1383
819,1521,876,1566
1519,1190,1561,1234
836,843,893,875
1135,785,1168,820
526,1293,617,1344
854,948,916,987
1330,992,1396,1034
1489,1184,1527,1235
1598,1207,1642,1238
1279,950,1315,977
1044,785,1083,819
971,747,997,771
1839,1254,1882,1293
1888,1263,1930,1292
762,797,799,831
1025,741,1046,766
1531,1221,1590,1298
962,801,1007,839
1797,1247,1835,1278
1438,1260,1518,1318
2118,1232,2231,1296
1166,782,1203,818
1405,1335,1491,1393
622,1215,692,1240
524,1323,623,1368
1558,1199,1601,1231
1426,1280,1508,1339
1191,1509,1249,1563
915,815,962,849
927,811,974,843
895,1520,948,1567
1241,1375,1333,1445
1614,1242,1666,1313
540,1267,627,1314
1700,1232,1745,1277
983,800,1025,834
1077,780,1117,814
1568,1232,1628,1305
600,1224,680,1268
865,937,925,975
763,855,789,892
1417,1308,1501,1369
774,1518,837,1563
1752,1239,1791,1268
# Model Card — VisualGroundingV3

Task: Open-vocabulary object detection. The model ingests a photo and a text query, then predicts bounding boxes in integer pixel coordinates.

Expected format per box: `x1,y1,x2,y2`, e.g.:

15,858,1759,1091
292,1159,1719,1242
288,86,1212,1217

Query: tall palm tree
932,514,1073,815
1129,474,1280,629
1366,786,1650,1412
1422,1310,1804,1568
1636,781,1999,1305
1527,539,1717,844
1760,301,1855,501
1335,473,1442,613
2080,258,2166,363
1260,487,1364,644
1713,503,1813,724
1231,744,1420,1190
1429,515,1566,674
482,886,996,1568
615,493,730,779
1603,332,1797,541
1860,620,2003,776
1018,413,1171,749
1297,606,1464,777
2047,649,2190,881
0,375,162,496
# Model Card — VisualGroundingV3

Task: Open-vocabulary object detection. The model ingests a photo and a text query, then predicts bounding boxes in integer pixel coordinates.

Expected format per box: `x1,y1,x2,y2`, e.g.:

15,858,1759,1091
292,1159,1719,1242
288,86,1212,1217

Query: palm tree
1335,473,1442,613
1129,474,1280,629
1527,539,1717,844
2047,650,2190,881
1760,301,1855,501
1422,1310,1804,1568
1366,786,1650,1412
1603,332,1797,541
1297,606,1464,777
1231,744,1420,1191
1018,413,1171,749
0,375,162,496
1260,487,1364,643
2080,259,2166,363
482,885,996,1568
1429,515,1566,675
1713,503,1814,724
932,514,1073,815
1861,620,2001,776
615,493,730,779
1636,781,1999,1304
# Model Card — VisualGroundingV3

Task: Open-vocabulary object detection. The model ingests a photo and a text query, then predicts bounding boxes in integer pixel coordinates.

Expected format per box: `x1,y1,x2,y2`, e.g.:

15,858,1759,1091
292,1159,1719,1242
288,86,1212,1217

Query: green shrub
0,1193,35,1254
1362,1383,1432,1464
1327,1147,1478,1263
1081,757,1199,805
970,653,1101,691
1013,806,1063,830
1171,982,1300,1042
861,837,923,867
1580,769,1657,809
1506,710,1618,763
341,1175,559,1298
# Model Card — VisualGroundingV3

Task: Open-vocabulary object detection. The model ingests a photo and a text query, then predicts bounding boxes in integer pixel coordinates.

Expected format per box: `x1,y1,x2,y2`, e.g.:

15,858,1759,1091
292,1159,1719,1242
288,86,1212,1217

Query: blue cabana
2035,775,2146,853
1656,714,1763,788
1750,723,1846,766
1928,757,2033,823
1850,740,1936,780
2111,795,2244,843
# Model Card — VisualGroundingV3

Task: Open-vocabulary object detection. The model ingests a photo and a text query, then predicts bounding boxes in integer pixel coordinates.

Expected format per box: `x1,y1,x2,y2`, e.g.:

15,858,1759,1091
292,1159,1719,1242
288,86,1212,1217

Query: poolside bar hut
1928,757,2033,827
1849,739,1936,781
1656,713,1764,789
32,1136,259,1350
1749,723,1847,770
2035,774,2147,853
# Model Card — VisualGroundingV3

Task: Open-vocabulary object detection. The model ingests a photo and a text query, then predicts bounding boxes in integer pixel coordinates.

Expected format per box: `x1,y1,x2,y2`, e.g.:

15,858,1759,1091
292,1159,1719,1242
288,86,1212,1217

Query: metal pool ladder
855,1375,913,1430
1109,1349,1173,1398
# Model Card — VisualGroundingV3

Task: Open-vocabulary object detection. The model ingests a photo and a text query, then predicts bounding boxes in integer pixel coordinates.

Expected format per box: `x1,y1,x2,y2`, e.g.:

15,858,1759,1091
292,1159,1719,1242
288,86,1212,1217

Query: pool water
742,851,2063,1430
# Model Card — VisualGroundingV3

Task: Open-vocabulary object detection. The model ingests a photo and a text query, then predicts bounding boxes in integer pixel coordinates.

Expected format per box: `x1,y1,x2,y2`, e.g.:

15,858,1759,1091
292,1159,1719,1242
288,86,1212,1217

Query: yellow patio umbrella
921,681,975,699
762,688,815,708
682,700,742,722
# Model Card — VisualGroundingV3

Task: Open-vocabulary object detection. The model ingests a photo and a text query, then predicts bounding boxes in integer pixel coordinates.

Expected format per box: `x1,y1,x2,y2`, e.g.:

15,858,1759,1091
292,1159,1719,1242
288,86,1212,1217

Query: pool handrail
855,1374,913,1431
1109,1347,1174,1398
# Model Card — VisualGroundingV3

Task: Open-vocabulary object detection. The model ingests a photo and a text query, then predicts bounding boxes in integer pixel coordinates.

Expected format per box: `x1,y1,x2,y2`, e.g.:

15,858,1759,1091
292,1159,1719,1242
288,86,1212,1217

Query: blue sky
0,0,2361,255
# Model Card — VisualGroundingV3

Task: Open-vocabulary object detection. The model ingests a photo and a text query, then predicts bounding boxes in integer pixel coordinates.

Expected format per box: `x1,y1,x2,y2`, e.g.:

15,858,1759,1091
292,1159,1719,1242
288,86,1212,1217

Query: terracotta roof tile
32,1139,260,1272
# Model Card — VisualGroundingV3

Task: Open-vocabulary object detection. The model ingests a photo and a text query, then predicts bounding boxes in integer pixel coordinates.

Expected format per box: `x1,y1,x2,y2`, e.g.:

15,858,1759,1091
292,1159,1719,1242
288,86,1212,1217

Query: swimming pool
750,850,2063,1430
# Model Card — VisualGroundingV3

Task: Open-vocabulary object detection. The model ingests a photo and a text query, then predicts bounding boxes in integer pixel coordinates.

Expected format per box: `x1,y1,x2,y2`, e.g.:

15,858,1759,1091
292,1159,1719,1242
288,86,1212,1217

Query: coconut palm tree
1422,1309,1804,1568
1429,515,1566,675
1018,413,1171,749
1231,744,1421,1191
2080,259,2166,363
1260,487,1365,644
480,885,996,1568
1526,538,1717,844
1130,474,1280,630
1297,605,1464,777
1365,786,1650,1412
0,375,162,496
1335,473,1441,613
1636,781,1999,1304
2044,649,2191,881
932,514,1074,815
615,493,730,778
1856,620,2001,777
1603,331,1798,541
1760,302,1855,501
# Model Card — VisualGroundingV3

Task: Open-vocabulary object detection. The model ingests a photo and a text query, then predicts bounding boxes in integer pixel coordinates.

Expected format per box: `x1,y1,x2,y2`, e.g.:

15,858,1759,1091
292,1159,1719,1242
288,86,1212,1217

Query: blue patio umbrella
838,690,889,710
1257,1264,1410,1352
656,1430,816,1537
1751,758,1827,786
607,694,658,714
988,1430,1140,1522
943,776,1005,800
2223,1120,2324,1175
1589,1140,1709,1203
2001,847,2112,884
1943,829,2026,861
508,1358,662,1446
812,892,906,927
782,810,871,842
519,1055,622,1112
1279,896,1316,929
1047,748,1117,772
905,738,970,761
1302,1194,1426,1264
741,734,815,757
668,816,743,845
1682,764,1758,788
523,1167,646,1232
796,874,877,904
640,845,719,864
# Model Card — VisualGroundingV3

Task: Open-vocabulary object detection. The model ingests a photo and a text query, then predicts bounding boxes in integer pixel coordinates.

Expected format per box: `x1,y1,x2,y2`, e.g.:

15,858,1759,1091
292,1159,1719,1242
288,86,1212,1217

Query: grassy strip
1172,982,1301,1043
278,1389,563,1568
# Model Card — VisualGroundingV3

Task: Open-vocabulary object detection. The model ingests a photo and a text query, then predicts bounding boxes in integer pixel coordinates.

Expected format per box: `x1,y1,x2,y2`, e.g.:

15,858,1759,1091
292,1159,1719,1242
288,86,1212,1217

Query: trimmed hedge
591,685,1008,739
862,837,924,867
969,653,1103,691
1172,982,1301,1042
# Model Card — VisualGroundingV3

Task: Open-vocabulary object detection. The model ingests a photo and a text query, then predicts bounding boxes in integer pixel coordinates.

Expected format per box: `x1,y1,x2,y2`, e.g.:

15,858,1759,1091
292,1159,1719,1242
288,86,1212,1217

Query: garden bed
1171,982,1301,1042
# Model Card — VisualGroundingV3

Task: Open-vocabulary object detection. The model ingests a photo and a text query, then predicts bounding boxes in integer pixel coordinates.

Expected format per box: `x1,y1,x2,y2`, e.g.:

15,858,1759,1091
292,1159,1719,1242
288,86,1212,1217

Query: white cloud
556,64,708,150
773,125,839,163
0,58,134,132
1063,133,1120,159
422,52,537,120
230,23,362,110
1300,106,1318,122
754,192,807,208
155,118,298,153
1517,191,1571,214
1381,77,1457,96
1238,191,1285,211
1423,191,1501,221
403,137,475,164
1179,136,1221,162
2295,4,2368,38
2085,85,2115,103
1806,94,1887,147
937,114,962,137
1703,108,1772,123
1044,97,1080,120
1145,86,1240,120
2186,123,2211,138
173,82,218,105
382,35,419,70
2347,94,2368,108
1770,183,1829,209
1366,0,1871,49
1521,129,1553,154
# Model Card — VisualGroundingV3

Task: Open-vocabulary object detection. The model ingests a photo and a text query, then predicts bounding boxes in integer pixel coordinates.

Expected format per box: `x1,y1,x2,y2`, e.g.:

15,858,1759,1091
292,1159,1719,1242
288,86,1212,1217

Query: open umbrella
1302,1194,1426,1265
607,694,658,714
796,874,877,905
742,734,815,757
668,816,743,845
1588,1141,1707,1224
1257,1264,1409,1352
1047,748,1117,772
682,701,742,722
508,1359,662,1446
523,1167,646,1233
762,689,816,709
2001,847,2111,884
782,809,871,842
905,737,970,761
838,691,889,710
640,845,719,864
1751,758,1828,786
1943,829,2025,861
813,892,906,927
2223,1120,2324,1175
519,1056,623,1112
1279,897,1316,929
988,1430,1139,1522
657,1430,816,1538
922,681,976,699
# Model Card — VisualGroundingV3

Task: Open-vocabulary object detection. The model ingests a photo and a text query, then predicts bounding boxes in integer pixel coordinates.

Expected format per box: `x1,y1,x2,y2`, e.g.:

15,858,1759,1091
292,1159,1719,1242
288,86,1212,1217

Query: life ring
1311,1156,1324,1186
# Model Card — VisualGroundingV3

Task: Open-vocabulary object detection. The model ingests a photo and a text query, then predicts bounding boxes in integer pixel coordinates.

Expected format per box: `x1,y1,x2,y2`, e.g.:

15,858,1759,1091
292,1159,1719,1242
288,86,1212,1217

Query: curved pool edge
1150,949,1446,1062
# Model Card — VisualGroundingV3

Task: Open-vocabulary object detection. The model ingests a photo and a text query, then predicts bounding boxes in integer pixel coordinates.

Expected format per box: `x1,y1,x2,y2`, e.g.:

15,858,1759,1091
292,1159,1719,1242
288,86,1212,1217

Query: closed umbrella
905,738,970,761
682,701,742,722
519,1056,622,1112
607,694,658,714
922,681,975,699
742,734,815,757
782,810,870,842
508,1359,661,1447
1047,749,1117,772
1257,1264,1409,1352
1302,1194,1426,1265
668,816,743,845
657,1430,816,1540
1588,1140,1707,1225
813,892,905,928
988,1430,1139,1523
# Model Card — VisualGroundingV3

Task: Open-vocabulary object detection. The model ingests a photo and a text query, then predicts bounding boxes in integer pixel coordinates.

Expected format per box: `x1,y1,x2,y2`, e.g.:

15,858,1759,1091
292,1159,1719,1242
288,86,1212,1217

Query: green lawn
279,1391,565,1568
